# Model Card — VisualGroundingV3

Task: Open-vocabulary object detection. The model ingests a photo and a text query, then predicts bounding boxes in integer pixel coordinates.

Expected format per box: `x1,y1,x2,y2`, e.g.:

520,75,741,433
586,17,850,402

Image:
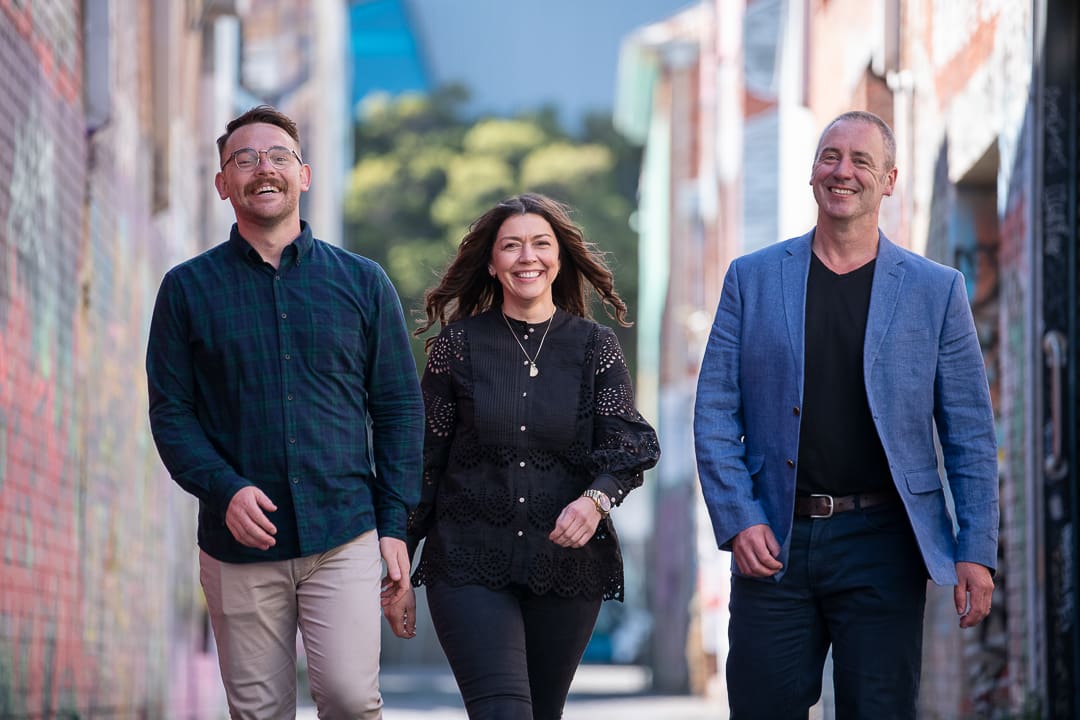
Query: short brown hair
417,193,631,348
216,105,301,159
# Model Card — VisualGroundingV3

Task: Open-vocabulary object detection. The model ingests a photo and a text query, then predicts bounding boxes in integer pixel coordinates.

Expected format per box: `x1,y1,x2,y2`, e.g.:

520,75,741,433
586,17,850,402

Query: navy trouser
727,502,928,719
426,582,602,720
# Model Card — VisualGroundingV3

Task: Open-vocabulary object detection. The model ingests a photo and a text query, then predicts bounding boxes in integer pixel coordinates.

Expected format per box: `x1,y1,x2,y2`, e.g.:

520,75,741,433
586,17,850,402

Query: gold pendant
529,363,539,377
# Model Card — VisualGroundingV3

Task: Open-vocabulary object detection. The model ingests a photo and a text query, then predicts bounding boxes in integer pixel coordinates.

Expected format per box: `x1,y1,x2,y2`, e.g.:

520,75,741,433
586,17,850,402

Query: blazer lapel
864,232,906,370
782,231,814,375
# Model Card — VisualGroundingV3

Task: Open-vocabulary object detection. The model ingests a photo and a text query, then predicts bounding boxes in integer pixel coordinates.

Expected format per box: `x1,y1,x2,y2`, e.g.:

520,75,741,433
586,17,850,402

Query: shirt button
287,394,294,401
284,353,291,360
292,477,299,483
523,334,529,340
289,437,297,444
520,425,526,432
522,392,527,398
281,313,287,319
519,461,526,468
518,497,525,503
516,530,524,537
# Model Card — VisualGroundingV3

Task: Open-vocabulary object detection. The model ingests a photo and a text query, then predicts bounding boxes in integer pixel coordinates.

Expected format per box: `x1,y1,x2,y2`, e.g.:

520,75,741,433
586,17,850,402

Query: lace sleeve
407,325,465,558
587,327,660,505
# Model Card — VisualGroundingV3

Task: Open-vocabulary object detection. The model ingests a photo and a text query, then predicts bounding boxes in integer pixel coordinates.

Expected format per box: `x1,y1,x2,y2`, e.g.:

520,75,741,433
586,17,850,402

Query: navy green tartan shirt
147,222,424,563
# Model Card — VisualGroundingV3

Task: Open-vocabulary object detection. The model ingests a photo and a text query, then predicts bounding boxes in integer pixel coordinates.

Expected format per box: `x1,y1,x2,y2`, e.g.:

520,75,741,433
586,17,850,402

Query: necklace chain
502,308,556,377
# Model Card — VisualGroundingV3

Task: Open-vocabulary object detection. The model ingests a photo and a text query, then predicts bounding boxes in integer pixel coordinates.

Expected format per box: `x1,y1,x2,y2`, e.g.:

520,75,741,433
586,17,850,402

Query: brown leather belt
794,491,898,518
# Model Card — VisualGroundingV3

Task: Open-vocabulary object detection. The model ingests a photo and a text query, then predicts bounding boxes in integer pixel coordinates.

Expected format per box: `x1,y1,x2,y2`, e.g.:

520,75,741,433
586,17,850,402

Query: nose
253,151,276,171
833,155,855,177
519,242,538,262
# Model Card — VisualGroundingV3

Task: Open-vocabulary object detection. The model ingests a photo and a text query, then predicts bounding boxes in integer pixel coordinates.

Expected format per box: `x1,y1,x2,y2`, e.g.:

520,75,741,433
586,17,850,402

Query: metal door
1039,0,1079,715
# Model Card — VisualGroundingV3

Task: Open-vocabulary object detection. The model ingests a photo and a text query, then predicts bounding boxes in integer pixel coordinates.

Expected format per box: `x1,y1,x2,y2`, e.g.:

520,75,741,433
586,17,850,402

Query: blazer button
786,459,795,468
793,406,800,416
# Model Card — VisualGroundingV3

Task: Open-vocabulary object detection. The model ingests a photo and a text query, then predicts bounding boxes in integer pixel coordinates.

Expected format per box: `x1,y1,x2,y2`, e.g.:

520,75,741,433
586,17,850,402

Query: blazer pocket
745,453,765,476
904,467,943,494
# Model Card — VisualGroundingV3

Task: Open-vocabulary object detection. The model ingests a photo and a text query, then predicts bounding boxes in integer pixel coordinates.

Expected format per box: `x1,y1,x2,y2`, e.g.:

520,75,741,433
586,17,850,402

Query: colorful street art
1,2,213,716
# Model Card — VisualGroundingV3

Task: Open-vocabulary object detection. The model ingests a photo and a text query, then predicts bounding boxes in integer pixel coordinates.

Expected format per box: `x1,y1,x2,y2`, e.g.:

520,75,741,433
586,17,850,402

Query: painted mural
1,2,213,716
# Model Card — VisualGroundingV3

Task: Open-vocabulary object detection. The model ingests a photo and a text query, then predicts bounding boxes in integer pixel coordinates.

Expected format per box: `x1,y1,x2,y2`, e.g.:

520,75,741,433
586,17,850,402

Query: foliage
344,88,643,372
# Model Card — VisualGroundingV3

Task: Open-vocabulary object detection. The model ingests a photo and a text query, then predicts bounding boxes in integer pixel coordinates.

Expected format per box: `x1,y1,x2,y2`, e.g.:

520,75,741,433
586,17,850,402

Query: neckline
501,308,557,325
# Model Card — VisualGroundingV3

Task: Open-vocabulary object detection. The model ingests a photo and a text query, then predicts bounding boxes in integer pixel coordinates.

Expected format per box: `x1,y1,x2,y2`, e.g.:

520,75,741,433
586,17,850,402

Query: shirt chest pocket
309,309,364,374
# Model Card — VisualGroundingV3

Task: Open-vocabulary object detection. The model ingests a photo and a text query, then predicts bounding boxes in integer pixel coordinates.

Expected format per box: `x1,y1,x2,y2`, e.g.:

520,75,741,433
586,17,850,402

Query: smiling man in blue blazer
694,110,998,719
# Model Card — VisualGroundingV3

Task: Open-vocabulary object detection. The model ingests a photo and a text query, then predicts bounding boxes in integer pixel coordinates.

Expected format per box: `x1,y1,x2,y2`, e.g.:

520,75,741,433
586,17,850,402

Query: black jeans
426,582,602,720
727,503,928,719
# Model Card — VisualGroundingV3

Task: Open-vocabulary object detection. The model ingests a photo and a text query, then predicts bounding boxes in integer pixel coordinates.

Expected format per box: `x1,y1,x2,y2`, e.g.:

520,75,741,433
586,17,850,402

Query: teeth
831,188,855,195
516,271,541,278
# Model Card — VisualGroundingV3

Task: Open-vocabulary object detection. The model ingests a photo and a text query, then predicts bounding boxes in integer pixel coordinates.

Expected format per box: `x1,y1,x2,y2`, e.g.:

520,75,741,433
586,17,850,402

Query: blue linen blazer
693,229,998,585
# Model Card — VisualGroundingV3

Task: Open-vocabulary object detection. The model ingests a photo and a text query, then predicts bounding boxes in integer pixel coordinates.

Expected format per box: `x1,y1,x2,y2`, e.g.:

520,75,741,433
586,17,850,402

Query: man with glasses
147,105,424,718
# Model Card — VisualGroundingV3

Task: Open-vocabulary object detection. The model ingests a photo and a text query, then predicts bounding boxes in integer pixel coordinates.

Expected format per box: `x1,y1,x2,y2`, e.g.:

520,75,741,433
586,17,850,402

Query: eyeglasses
221,146,302,172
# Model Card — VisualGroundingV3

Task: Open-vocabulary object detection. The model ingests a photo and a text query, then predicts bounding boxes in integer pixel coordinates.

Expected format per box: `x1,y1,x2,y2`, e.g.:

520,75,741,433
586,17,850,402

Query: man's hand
379,537,411,606
382,585,417,639
731,524,783,577
549,497,602,548
225,486,278,550
955,561,994,628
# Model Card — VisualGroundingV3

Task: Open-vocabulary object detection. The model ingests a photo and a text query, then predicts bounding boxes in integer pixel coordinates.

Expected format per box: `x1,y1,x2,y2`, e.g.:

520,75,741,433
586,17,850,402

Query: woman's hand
549,496,602,548
382,585,417,639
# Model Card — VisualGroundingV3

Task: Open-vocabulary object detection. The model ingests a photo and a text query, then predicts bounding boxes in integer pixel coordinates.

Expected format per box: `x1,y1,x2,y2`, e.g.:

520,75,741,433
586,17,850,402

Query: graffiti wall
1,2,216,716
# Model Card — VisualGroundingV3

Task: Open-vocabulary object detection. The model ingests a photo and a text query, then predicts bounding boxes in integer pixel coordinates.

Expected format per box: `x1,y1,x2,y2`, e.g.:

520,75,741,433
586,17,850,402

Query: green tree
344,90,642,371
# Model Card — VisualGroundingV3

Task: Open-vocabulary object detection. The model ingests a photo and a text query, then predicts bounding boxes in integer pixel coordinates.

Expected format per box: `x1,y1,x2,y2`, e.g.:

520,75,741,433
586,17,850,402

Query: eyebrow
818,147,877,164
497,232,554,242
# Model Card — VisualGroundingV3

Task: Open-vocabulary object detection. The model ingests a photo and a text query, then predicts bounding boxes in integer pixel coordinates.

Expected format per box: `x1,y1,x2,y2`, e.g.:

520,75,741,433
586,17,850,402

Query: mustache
244,179,286,194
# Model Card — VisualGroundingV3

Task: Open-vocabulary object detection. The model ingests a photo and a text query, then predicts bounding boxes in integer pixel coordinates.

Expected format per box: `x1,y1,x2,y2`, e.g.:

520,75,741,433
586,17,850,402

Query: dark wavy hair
416,193,630,349
216,105,301,159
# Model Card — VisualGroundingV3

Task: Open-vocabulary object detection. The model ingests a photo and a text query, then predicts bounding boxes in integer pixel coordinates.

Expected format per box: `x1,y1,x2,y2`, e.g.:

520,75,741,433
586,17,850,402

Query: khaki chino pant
200,531,383,719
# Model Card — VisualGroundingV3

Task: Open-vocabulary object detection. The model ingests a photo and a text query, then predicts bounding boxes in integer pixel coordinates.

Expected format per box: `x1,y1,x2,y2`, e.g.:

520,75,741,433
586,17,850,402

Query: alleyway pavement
297,664,726,719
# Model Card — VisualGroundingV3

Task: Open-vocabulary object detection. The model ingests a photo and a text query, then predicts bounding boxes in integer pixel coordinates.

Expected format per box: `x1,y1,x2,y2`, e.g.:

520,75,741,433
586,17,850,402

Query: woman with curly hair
384,193,660,719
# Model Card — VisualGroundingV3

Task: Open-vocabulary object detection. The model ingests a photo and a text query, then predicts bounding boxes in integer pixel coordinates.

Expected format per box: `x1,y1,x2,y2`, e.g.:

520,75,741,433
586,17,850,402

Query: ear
215,172,228,200
298,162,312,192
487,265,496,277
882,166,898,197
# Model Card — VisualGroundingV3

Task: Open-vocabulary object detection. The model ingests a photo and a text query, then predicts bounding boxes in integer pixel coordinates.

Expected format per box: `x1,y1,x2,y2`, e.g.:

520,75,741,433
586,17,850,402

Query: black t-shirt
796,253,892,496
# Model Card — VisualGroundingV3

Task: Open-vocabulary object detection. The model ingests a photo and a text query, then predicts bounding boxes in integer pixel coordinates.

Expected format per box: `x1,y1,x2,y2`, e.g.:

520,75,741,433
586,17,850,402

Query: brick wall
0,2,218,716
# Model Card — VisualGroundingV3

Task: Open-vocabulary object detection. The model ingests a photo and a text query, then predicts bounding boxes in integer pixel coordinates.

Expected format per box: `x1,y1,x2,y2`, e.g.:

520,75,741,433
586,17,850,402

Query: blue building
350,0,430,108
351,0,694,130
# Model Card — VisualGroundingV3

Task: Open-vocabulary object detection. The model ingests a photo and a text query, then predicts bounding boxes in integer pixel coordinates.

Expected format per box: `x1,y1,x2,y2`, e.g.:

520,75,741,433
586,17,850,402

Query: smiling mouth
829,187,856,195
514,270,543,279
251,183,283,195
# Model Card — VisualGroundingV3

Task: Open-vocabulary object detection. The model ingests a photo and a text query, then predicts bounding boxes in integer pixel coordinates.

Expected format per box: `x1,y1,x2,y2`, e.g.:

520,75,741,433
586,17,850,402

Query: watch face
598,494,612,512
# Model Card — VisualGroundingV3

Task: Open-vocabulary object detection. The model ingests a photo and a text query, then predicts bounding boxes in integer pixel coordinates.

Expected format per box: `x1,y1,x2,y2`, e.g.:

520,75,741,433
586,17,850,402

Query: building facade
0,1,348,715
616,0,1078,715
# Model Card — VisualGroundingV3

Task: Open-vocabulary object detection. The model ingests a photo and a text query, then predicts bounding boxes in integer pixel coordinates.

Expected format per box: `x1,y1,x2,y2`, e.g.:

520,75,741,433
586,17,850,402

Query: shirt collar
228,221,315,266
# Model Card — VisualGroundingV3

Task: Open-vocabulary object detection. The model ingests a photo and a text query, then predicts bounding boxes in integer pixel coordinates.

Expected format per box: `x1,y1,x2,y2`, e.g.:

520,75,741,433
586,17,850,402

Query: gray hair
815,110,896,172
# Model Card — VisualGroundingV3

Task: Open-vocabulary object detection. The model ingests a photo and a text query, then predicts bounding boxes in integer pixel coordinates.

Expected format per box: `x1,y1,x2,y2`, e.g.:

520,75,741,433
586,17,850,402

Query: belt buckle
810,493,834,518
